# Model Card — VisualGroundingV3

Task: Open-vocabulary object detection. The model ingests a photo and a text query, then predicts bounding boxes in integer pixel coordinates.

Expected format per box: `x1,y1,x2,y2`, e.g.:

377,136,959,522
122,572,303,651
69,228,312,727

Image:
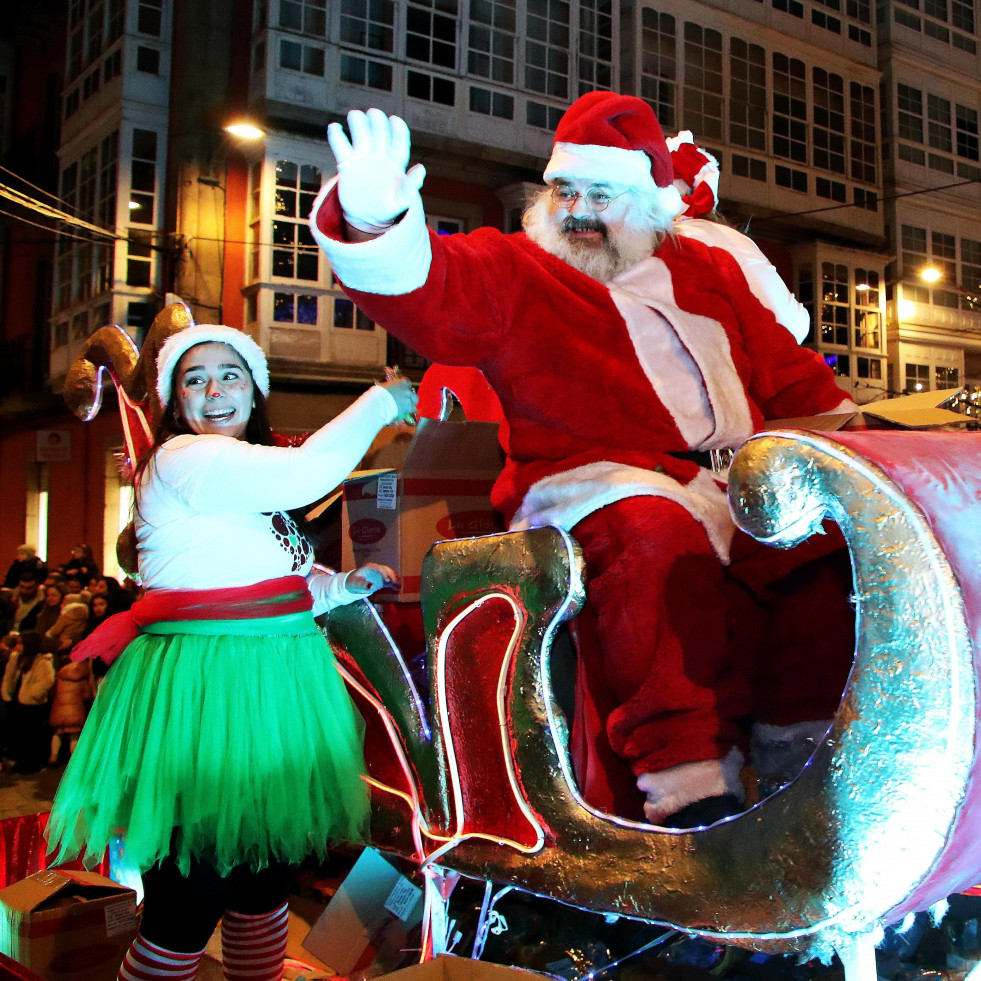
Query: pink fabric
71,575,312,666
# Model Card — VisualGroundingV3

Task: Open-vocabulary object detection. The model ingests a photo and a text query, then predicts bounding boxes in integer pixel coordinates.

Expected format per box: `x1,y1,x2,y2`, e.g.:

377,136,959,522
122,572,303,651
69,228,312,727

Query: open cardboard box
341,404,506,603
302,847,425,977
383,954,548,981
0,869,137,981
767,387,969,431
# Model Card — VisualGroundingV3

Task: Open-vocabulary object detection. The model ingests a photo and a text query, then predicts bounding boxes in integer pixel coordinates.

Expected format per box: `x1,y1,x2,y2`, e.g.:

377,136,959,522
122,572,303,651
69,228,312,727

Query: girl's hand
347,563,399,595
378,377,418,424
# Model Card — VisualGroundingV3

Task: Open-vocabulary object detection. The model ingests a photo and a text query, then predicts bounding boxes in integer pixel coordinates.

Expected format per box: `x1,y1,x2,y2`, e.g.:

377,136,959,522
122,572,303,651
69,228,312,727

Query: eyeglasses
550,184,629,213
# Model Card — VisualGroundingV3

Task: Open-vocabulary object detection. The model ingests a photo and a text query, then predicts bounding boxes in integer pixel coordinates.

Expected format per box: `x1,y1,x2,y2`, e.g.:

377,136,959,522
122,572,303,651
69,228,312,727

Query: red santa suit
313,92,855,822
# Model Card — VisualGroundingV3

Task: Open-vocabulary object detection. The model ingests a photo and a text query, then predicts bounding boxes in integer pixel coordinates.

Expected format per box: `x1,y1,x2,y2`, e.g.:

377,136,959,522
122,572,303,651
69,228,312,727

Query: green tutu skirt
46,612,369,876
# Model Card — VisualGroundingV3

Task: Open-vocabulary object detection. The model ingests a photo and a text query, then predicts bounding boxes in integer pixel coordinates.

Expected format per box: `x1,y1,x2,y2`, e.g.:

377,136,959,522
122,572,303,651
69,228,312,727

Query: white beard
522,190,669,283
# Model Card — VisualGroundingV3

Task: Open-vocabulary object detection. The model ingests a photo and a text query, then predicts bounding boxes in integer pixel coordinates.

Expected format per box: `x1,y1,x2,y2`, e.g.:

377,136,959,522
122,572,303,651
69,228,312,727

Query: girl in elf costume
47,324,416,981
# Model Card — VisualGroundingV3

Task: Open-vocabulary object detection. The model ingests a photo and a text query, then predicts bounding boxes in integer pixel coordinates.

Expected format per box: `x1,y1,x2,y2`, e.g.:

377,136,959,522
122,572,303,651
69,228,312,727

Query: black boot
660,793,744,829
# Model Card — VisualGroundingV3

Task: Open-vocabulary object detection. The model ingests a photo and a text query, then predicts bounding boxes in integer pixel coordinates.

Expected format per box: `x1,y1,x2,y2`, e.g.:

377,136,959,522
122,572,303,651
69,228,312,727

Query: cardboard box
384,954,547,981
0,869,138,981
302,847,425,977
768,387,969,431
342,413,506,602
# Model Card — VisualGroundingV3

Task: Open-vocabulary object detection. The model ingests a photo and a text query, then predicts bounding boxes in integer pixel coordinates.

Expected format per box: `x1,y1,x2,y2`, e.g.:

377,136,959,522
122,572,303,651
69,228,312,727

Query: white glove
327,108,427,234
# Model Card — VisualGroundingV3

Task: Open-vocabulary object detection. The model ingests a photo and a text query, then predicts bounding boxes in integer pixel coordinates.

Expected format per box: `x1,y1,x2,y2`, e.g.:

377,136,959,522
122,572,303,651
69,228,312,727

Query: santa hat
156,324,270,408
543,92,684,217
665,130,720,219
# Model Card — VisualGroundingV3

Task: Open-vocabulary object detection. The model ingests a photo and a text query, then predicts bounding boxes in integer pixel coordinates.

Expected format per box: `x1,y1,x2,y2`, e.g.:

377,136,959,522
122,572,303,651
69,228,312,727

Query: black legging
139,853,293,953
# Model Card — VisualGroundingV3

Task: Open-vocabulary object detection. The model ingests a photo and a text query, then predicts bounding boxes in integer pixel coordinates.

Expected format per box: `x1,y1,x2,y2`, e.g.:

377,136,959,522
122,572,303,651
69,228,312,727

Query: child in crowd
1,632,55,772
43,592,90,656
48,658,93,766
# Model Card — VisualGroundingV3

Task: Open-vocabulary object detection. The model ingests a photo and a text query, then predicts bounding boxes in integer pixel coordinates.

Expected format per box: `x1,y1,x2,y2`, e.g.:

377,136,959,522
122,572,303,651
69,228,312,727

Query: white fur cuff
308,178,433,296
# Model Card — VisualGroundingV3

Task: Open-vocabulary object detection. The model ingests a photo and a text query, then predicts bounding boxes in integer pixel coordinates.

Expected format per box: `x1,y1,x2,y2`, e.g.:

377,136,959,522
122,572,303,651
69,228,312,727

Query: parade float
54,304,981,981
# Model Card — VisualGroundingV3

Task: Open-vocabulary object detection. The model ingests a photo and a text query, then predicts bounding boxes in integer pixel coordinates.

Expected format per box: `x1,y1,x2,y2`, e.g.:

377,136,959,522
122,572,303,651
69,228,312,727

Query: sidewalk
0,762,63,820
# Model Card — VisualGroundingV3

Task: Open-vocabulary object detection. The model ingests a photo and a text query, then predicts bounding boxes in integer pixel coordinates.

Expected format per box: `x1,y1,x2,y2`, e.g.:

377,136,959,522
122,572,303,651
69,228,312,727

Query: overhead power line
749,176,981,223
0,181,126,241
0,163,75,213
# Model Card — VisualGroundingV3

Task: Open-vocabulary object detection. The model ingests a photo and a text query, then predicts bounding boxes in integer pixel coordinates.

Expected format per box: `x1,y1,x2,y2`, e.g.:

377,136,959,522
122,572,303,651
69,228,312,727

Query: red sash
70,575,312,666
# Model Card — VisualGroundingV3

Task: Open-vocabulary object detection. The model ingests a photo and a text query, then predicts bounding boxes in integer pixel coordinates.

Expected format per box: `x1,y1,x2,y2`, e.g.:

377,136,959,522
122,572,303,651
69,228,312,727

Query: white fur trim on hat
544,142,660,191
156,324,270,407
543,143,685,218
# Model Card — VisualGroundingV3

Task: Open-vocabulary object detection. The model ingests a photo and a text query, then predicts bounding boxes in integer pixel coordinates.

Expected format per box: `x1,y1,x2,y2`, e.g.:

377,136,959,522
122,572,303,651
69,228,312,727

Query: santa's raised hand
327,109,427,235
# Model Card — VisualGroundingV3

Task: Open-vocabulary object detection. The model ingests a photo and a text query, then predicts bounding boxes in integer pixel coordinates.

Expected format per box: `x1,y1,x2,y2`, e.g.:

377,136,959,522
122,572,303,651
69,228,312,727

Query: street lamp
224,121,265,142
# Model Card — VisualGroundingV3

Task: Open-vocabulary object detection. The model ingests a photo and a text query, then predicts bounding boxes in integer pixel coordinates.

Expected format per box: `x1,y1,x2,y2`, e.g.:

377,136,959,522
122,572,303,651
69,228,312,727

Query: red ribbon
70,574,312,666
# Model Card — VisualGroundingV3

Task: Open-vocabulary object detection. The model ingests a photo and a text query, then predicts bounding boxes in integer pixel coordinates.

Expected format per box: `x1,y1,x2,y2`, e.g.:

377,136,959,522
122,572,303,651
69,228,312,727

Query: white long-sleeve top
135,385,398,614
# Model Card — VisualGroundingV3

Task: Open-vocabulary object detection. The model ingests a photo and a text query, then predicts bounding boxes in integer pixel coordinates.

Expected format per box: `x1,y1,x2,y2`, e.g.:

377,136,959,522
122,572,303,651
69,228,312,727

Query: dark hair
18,631,43,674
133,344,274,493
84,596,112,638
18,573,38,586
73,544,95,563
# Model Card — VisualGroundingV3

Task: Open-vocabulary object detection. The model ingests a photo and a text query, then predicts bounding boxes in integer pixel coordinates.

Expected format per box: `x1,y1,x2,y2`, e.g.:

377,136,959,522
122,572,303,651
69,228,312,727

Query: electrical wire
0,181,127,240
748,176,981,223
0,163,76,212
0,203,117,246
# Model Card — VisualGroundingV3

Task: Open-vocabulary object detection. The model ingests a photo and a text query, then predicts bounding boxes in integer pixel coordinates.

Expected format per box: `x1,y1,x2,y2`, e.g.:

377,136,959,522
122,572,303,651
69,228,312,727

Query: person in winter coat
42,593,90,656
315,93,860,827
20,583,66,635
57,544,99,586
48,658,93,765
1,632,55,772
47,324,416,981
3,546,46,591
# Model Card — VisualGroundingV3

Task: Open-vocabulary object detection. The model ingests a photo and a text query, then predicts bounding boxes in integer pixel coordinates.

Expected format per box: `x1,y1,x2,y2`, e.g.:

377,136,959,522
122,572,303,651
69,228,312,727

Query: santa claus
310,91,857,828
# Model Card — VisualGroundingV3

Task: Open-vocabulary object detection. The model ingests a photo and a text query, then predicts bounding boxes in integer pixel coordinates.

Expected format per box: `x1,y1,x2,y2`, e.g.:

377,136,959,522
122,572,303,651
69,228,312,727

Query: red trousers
571,496,854,800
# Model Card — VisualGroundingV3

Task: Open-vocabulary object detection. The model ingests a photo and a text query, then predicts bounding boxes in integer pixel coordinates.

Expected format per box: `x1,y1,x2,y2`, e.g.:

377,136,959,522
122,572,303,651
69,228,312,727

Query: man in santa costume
310,91,857,828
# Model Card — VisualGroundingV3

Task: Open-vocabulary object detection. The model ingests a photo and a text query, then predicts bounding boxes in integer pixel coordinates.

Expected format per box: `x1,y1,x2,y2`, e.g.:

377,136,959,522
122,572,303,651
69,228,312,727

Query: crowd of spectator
0,544,139,773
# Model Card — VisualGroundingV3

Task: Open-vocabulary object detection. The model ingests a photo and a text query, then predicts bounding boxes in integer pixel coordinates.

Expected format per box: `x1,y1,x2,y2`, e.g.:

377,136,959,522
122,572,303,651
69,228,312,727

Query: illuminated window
272,160,321,281
905,362,930,392
820,262,850,347
273,292,319,325
853,269,880,349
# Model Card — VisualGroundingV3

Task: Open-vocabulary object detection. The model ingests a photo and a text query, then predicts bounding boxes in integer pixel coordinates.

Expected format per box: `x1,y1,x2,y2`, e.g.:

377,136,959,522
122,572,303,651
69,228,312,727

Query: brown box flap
0,871,132,914
767,388,968,432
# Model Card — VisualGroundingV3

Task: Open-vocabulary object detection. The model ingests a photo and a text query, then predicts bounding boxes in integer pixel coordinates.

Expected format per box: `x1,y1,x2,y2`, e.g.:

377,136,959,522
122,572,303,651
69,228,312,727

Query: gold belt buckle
709,448,735,473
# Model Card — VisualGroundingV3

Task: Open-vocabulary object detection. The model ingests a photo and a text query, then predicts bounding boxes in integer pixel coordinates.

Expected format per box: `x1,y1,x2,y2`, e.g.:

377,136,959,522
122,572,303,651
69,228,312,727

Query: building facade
0,0,978,573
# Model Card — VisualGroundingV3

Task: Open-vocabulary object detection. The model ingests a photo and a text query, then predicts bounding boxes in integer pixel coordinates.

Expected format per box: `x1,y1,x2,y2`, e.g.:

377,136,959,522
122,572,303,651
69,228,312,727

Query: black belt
667,449,735,473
